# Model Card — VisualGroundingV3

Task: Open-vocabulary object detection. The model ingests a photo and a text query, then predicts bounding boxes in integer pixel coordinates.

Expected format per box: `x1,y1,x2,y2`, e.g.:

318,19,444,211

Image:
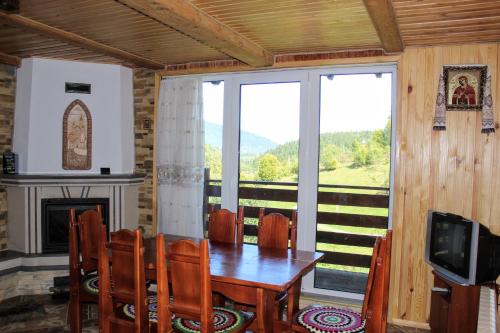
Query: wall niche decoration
63,99,92,169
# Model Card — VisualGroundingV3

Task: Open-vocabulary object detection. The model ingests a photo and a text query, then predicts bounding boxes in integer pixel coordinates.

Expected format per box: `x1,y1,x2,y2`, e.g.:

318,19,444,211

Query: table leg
287,278,302,323
256,288,278,333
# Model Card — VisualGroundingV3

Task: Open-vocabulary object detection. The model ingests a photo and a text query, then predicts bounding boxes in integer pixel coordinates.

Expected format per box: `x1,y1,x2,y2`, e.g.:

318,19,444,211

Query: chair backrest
77,205,103,272
258,208,297,250
99,228,149,333
207,206,244,244
362,230,392,333
157,235,213,332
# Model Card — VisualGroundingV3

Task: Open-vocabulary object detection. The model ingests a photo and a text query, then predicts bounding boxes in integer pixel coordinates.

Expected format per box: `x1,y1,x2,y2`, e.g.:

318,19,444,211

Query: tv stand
429,271,481,333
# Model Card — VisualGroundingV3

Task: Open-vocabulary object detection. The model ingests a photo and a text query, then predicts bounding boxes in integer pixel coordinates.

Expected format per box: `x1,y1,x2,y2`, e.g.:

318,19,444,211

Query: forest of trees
205,120,391,182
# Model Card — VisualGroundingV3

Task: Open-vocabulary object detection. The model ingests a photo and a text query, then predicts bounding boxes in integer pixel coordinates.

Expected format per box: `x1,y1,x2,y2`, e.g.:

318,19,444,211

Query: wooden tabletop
143,235,323,293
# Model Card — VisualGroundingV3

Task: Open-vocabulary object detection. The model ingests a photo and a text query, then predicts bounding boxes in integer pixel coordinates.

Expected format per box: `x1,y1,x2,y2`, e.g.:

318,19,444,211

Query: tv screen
428,213,472,279
425,210,500,285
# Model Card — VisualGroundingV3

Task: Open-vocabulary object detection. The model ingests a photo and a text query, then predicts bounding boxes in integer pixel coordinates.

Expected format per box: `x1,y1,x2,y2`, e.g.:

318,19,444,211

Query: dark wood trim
243,206,295,219
0,51,21,67
239,186,298,202
317,191,389,208
322,251,373,268
316,231,378,248
159,50,398,76
0,12,164,69
316,212,388,229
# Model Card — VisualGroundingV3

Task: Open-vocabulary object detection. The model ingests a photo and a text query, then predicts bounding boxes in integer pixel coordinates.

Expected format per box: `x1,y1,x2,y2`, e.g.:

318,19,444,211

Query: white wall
13,58,135,174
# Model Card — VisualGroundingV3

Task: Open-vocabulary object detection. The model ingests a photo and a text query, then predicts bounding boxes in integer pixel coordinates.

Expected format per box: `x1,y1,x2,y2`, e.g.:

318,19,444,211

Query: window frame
201,63,397,299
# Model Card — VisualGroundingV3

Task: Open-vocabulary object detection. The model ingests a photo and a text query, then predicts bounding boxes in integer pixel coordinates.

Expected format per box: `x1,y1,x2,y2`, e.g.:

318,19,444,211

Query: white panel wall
13,58,135,174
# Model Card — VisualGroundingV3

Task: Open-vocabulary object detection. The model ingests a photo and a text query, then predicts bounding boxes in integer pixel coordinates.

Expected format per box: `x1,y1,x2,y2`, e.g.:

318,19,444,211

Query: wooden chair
68,205,103,333
207,205,244,244
257,208,298,323
258,208,297,251
99,227,156,333
290,230,393,333
156,235,255,333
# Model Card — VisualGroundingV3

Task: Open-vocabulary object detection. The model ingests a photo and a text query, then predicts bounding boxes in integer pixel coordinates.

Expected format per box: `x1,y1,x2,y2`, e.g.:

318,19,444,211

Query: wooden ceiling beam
0,12,165,69
362,0,404,53
0,51,21,67
115,0,274,67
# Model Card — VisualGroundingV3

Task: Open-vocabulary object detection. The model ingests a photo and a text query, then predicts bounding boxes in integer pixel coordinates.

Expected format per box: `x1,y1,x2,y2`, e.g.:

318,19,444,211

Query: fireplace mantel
0,173,144,186
1,173,144,254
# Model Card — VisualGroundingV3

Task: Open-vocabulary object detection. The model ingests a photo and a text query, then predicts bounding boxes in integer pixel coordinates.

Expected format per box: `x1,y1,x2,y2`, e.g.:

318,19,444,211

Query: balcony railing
204,172,389,292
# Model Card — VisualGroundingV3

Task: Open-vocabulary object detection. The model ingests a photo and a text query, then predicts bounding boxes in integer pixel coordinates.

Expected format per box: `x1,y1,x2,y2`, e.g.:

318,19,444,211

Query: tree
258,154,281,181
204,144,222,179
320,144,340,171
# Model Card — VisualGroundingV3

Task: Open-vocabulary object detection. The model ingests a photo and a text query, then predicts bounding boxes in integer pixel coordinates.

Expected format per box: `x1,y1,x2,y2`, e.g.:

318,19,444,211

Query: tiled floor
0,294,428,332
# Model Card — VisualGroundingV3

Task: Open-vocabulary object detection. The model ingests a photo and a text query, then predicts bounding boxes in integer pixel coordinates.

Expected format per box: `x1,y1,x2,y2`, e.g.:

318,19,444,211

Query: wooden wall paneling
391,44,500,326
489,46,500,235
471,45,493,224
387,52,407,324
400,47,417,322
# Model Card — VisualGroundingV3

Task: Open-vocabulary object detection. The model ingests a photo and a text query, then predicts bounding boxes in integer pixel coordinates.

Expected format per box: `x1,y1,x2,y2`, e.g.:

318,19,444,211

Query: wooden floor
0,294,429,332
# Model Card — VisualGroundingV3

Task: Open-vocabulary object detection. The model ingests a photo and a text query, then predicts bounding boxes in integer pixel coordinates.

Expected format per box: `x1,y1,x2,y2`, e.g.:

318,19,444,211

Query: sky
203,73,392,145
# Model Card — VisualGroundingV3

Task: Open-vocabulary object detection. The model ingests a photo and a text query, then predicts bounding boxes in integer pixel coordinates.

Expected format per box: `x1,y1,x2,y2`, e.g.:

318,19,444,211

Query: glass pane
315,73,392,293
203,81,224,205
238,82,300,244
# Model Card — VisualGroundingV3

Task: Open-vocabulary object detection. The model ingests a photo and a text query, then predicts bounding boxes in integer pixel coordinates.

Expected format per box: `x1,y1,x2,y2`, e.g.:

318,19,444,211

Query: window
203,65,396,298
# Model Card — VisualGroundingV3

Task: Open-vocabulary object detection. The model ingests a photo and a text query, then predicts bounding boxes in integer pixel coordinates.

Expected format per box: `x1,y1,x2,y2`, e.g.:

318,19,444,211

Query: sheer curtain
156,77,204,238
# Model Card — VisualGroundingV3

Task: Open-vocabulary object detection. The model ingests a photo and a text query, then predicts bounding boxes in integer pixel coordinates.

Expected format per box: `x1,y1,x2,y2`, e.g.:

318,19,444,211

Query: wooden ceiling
0,0,499,69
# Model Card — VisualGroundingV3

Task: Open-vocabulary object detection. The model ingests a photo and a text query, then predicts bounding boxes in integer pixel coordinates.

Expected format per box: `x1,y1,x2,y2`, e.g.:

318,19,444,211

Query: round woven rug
296,306,365,333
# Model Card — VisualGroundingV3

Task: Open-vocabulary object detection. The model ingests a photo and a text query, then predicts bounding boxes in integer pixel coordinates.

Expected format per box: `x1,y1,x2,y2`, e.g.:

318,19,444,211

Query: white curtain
156,77,204,238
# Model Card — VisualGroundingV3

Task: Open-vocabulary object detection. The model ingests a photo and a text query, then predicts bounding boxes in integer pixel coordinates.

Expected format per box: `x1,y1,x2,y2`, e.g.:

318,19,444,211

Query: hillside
268,130,375,161
205,122,277,155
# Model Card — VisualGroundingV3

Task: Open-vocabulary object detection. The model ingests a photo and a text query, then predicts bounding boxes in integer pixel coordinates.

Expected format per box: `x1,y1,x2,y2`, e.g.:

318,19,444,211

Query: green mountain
205,122,278,155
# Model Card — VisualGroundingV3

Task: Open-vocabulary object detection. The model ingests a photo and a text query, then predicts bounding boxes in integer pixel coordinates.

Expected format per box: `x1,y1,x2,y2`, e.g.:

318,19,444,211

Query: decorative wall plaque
63,99,92,169
443,65,487,110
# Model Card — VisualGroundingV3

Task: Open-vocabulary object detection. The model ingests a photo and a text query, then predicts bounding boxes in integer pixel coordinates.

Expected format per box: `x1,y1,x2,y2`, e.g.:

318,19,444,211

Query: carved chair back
157,236,213,332
99,228,149,333
258,208,297,250
77,205,103,272
207,205,244,244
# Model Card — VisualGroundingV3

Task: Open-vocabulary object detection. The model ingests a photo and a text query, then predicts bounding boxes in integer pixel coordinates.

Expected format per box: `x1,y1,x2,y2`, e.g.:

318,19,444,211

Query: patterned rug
0,294,427,333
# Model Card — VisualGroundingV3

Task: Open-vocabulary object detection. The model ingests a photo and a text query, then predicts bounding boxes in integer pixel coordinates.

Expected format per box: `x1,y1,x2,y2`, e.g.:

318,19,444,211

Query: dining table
142,234,324,333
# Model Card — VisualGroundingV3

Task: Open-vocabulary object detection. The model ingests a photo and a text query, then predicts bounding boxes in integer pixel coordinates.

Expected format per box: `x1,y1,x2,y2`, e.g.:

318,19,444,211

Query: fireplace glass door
41,198,109,254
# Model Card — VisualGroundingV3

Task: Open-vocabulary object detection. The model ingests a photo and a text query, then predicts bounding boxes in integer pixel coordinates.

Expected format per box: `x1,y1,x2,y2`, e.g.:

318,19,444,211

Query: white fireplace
1,58,143,255
1,174,143,254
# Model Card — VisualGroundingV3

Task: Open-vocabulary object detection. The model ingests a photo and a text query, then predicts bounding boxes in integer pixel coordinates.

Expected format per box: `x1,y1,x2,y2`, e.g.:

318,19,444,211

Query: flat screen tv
425,210,500,285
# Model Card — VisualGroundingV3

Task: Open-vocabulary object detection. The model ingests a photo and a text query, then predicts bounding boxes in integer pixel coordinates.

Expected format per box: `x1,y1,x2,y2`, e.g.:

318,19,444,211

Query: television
425,210,500,285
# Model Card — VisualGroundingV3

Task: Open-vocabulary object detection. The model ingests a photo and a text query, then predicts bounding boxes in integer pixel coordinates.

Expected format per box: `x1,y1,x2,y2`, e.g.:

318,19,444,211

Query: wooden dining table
142,235,323,333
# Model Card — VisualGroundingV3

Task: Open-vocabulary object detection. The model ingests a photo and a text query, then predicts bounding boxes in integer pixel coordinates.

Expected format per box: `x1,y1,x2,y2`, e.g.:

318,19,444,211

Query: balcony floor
315,267,368,294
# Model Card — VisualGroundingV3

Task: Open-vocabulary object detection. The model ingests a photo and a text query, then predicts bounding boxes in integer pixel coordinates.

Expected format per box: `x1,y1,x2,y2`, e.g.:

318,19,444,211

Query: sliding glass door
202,65,396,298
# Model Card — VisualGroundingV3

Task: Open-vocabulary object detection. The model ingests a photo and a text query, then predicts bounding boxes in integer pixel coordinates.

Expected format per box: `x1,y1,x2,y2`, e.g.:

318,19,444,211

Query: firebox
41,198,109,254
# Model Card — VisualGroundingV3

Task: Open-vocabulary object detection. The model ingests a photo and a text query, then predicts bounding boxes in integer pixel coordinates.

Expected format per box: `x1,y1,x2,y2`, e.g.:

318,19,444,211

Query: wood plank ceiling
0,0,499,69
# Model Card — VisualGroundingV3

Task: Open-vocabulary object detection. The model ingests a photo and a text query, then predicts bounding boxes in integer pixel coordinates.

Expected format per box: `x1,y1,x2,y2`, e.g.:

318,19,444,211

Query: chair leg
69,296,81,333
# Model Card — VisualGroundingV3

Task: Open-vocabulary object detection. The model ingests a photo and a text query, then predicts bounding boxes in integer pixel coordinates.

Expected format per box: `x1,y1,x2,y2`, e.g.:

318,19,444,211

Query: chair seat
173,307,254,333
294,305,365,333
82,274,99,295
122,295,159,323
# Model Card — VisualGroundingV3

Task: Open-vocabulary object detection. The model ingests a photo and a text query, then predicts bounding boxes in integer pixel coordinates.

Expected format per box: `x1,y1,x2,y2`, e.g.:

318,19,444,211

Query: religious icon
444,65,487,110
63,99,92,169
